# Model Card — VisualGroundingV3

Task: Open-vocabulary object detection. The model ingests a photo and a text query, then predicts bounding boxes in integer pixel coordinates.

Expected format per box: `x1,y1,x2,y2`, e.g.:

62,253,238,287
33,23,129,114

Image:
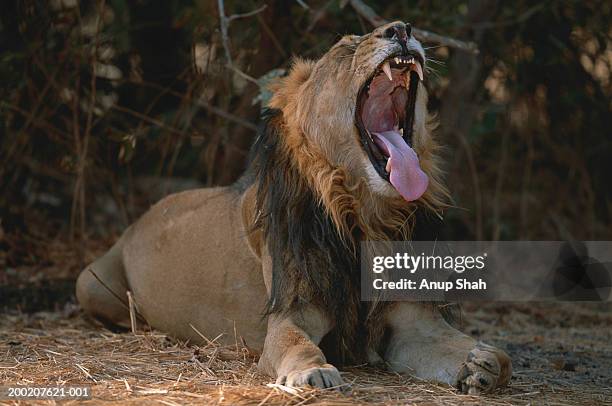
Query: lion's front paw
456,343,512,394
276,364,346,390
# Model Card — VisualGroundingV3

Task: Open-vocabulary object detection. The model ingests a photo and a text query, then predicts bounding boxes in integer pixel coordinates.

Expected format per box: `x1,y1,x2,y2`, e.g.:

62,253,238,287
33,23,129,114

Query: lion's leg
258,306,345,389
384,303,511,394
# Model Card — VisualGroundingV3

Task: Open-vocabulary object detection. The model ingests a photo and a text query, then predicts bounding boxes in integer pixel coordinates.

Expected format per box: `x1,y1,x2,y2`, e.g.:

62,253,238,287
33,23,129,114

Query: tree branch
121,79,258,132
226,5,268,23
217,0,268,67
347,0,479,54
217,0,233,68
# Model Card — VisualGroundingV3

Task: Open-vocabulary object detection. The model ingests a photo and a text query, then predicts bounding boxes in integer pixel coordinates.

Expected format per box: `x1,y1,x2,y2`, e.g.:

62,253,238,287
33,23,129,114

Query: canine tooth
386,158,391,173
382,61,393,81
394,57,399,64
411,61,424,81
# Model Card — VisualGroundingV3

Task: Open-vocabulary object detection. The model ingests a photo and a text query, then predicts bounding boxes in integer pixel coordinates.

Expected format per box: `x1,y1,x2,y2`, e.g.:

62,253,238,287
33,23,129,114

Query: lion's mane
238,60,448,362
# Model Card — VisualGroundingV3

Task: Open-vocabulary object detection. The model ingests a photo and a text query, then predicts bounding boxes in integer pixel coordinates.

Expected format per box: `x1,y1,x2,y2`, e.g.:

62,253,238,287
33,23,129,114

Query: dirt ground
1,300,611,405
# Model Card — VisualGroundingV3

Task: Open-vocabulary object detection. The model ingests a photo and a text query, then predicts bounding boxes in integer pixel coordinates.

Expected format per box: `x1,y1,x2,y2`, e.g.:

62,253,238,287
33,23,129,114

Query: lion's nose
383,23,411,54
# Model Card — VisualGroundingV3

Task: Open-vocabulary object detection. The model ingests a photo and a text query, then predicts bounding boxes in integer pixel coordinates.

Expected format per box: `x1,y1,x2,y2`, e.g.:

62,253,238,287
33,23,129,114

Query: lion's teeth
411,61,424,81
394,57,399,64
400,128,404,135
386,158,391,173
382,61,393,81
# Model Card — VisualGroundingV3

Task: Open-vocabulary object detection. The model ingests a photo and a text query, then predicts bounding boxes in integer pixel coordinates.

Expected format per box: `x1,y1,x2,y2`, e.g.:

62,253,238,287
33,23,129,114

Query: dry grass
1,309,610,405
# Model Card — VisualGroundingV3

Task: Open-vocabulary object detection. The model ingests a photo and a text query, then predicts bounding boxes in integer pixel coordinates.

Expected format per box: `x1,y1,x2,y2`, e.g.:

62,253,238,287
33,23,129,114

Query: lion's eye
383,27,396,39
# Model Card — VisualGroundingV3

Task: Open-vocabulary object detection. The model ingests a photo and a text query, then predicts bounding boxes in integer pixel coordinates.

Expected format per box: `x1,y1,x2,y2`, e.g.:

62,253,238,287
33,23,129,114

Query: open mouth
355,54,429,202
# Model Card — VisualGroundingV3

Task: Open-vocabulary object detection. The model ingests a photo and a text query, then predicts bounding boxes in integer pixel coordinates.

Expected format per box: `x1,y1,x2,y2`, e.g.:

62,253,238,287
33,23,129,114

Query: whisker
426,59,446,66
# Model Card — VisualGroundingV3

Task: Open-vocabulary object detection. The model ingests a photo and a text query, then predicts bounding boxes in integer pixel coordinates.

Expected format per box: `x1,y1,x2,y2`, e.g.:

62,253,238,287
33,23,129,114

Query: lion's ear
268,58,314,110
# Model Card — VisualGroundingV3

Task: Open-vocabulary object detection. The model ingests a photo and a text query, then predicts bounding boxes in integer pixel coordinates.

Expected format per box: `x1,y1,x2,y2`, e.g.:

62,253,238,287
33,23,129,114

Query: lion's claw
276,364,346,390
456,343,512,394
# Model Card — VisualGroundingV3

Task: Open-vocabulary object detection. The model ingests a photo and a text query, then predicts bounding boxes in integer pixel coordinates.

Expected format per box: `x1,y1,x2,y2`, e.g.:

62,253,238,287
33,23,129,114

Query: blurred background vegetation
0,0,611,286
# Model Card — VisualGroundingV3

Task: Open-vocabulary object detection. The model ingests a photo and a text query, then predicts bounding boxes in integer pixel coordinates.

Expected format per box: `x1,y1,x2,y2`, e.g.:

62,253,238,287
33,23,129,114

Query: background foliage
1,0,611,276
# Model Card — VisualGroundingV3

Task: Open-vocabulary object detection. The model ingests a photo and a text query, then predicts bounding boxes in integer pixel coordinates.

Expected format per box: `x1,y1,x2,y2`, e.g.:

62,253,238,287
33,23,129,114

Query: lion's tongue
372,131,429,202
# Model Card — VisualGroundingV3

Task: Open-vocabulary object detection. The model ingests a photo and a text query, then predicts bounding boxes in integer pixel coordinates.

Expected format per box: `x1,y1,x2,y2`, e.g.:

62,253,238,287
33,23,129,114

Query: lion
76,21,511,394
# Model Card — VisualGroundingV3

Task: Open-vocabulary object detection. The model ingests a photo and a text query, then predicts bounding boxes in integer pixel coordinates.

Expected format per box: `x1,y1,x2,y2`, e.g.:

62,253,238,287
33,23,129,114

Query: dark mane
239,108,450,363
243,108,391,363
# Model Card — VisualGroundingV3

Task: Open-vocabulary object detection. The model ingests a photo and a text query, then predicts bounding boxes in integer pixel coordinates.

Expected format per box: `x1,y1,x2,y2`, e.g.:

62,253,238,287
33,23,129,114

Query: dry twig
127,290,138,334
217,0,268,68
